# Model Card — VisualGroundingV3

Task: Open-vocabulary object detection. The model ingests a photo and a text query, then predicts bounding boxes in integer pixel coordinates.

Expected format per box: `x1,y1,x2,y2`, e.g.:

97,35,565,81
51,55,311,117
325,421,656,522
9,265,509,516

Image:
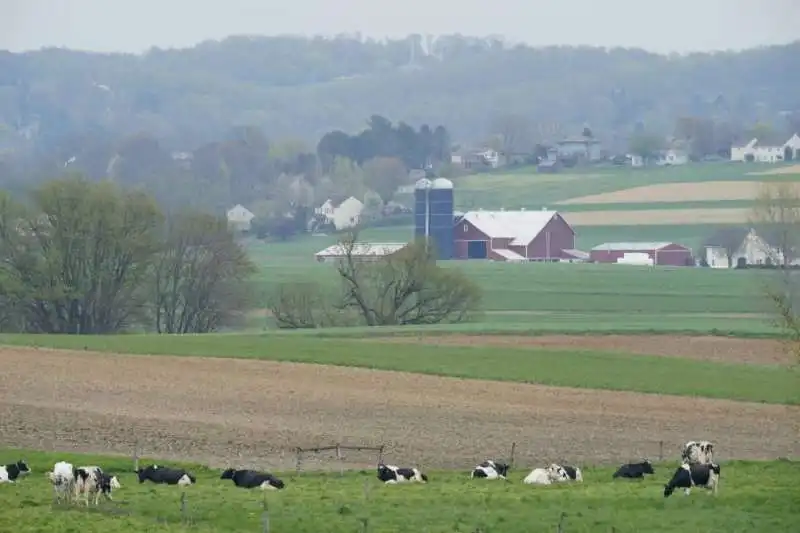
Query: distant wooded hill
0,35,798,152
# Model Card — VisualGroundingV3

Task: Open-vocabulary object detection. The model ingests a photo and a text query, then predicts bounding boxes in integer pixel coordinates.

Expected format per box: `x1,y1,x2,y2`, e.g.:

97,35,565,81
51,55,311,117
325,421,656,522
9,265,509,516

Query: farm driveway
369,334,795,366
1,347,797,471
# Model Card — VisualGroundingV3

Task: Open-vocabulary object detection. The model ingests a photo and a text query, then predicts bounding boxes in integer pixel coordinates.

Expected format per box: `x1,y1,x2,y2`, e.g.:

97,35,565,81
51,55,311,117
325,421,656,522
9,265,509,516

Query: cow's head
494,462,510,477
270,477,285,489
135,468,147,483
15,460,30,475
641,460,655,474
220,468,236,480
663,483,676,498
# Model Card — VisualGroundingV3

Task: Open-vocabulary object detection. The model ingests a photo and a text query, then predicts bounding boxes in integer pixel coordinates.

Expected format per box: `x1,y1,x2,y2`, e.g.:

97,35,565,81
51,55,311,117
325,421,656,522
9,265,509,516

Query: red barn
453,209,582,261
589,242,693,266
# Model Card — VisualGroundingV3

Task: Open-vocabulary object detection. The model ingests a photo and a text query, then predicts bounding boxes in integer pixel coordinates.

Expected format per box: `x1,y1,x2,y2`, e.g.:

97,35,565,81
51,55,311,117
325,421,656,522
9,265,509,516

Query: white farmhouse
730,133,800,163
314,196,364,231
226,204,255,232
704,227,797,268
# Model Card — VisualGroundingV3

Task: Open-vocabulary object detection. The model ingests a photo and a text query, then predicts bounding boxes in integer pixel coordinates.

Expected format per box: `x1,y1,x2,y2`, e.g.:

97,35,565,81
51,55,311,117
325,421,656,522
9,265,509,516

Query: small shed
314,242,408,263
590,242,693,266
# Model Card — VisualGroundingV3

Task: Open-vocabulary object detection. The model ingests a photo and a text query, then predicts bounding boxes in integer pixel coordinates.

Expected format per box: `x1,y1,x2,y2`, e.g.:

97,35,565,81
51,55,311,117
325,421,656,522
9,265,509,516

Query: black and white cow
0,460,30,484
220,468,285,490
377,464,428,484
74,466,121,505
547,463,583,482
135,465,196,486
612,460,655,479
48,461,76,504
663,462,721,498
681,441,714,465
470,460,510,480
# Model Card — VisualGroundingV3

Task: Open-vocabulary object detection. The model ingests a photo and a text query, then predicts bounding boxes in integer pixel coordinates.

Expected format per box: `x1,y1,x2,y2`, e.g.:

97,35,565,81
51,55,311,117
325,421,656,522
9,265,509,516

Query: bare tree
490,114,532,155
334,231,482,326
752,181,800,362
752,182,800,266
151,211,256,333
270,231,482,328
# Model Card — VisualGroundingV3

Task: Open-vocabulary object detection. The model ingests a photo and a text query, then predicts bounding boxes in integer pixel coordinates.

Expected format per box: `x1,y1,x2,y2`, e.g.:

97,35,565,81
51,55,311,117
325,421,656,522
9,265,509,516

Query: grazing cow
664,462,721,497
0,460,30,484
377,464,428,484
612,460,655,479
522,468,554,485
136,465,195,486
682,441,714,465
220,468,285,490
74,466,121,505
471,460,510,480
547,463,583,482
48,461,76,504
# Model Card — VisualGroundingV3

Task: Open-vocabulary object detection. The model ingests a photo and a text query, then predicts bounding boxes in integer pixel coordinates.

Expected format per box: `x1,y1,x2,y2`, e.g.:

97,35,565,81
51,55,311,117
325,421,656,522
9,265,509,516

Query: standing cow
664,462,721,497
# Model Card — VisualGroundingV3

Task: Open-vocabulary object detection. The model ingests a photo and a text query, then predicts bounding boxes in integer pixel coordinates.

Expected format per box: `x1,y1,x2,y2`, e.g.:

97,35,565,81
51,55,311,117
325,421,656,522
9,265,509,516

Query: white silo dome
415,178,433,189
431,177,454,189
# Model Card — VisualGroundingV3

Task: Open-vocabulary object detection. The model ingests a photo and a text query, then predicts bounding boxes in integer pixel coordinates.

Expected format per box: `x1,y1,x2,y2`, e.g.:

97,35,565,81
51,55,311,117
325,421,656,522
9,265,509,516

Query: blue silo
428,177,455,260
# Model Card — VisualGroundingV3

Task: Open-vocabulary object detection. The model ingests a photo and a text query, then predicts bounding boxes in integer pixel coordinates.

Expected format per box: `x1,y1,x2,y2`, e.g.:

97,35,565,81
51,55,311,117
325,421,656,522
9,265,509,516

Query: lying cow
48,461,76,504
74,466,121,505
377,464,428,484
612,460,655,479
0,460,30,484
220,468,285,490
664,462,721,498
136,464,196,486
682,441,714,465
470,460,510,480
548,463,583,482
522,468,554,485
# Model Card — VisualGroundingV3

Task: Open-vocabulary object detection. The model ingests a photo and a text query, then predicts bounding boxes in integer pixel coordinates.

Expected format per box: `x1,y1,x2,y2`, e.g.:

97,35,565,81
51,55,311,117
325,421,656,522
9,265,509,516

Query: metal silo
428,177,454,260
414,177,433,243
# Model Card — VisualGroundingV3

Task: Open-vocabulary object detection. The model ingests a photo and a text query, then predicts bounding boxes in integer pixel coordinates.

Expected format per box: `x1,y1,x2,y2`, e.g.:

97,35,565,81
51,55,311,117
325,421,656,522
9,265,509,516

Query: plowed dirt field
1,346,797,472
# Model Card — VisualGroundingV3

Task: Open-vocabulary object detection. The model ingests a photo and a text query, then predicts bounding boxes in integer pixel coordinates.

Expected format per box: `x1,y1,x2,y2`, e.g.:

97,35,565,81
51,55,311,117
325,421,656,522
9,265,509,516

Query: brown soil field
557,181,766,204
1,347,797,472
564,207,751,226
748,164,800,176
369,334,795,366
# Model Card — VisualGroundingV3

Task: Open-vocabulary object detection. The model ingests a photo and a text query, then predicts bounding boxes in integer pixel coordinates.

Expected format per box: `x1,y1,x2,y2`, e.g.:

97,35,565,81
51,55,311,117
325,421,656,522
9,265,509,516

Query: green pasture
2,334,796,404
451,162,800,210
1,449,797,533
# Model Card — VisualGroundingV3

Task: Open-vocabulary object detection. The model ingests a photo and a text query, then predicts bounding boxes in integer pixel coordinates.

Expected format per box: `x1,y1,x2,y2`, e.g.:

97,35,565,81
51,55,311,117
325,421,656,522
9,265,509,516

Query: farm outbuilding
315,242,408,263
453,209,578,262
589,242,693,266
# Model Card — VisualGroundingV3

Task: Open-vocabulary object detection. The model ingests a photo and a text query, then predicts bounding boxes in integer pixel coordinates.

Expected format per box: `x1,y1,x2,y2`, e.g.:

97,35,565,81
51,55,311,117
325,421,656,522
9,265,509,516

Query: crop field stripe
2,336,797,404
2,449,799,533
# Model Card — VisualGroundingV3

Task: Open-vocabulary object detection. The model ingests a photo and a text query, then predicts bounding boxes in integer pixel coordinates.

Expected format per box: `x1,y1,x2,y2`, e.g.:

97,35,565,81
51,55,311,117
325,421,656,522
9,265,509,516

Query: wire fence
37,435,682,532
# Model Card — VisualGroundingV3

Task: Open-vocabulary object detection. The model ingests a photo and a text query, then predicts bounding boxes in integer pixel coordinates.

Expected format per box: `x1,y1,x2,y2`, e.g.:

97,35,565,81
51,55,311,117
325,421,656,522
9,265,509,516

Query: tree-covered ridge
0,35,797,149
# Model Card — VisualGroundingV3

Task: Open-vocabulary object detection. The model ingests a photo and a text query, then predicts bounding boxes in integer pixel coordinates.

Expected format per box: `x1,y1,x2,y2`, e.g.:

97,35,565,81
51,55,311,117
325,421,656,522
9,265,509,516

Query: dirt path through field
1,347,797,471
368,334,795,366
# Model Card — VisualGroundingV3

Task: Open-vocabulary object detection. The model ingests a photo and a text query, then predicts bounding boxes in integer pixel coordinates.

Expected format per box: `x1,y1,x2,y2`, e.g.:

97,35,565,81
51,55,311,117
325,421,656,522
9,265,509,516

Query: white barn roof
462,209,568,246
591,242,676,251
315,242,408,258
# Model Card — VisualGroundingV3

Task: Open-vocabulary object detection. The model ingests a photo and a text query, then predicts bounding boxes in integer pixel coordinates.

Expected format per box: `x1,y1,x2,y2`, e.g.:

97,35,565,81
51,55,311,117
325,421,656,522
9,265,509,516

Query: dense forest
1,35,798,153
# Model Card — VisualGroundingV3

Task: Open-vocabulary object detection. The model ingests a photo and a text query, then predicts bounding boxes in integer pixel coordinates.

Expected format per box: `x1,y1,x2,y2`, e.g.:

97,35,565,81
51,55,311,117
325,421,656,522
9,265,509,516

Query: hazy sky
2,0,799,54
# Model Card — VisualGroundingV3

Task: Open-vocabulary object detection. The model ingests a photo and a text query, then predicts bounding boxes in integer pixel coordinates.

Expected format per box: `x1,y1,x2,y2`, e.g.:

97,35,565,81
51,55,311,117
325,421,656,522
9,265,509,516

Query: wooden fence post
133,440,140,472
659,441,664,462
377,445,385,466
295,447,302,476
557,512,566,533
336,443,344,476
180,491,187,524
509,442,517,468
261,498,270,533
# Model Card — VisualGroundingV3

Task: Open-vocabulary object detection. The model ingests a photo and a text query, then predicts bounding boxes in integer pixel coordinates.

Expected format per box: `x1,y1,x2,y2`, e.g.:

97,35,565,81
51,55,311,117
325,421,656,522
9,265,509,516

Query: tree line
1,36,796,153
0,176,254,334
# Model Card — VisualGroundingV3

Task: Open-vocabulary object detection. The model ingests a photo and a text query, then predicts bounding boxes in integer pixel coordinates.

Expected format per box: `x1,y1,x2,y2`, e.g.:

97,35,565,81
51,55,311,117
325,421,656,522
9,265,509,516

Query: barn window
463,224,468,232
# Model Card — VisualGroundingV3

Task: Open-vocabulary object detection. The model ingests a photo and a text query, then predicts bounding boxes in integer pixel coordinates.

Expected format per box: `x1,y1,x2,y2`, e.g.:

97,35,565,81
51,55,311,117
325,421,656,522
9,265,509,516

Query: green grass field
2,334,796,404
450,162,800,210
1,449,797,533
